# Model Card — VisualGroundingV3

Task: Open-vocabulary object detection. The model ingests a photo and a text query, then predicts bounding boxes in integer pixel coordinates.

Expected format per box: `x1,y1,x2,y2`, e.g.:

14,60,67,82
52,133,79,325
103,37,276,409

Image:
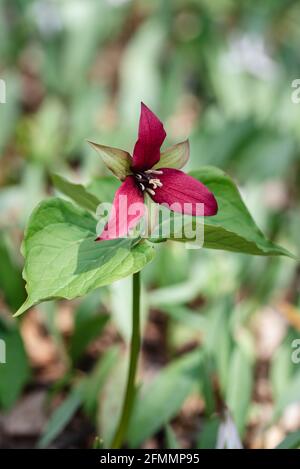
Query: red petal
96,176,145,240
132,102,166,171
151,168,218,216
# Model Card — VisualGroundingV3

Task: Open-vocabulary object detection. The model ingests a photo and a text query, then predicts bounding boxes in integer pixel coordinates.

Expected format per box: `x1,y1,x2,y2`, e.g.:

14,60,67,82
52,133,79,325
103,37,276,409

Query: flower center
133,169,163,196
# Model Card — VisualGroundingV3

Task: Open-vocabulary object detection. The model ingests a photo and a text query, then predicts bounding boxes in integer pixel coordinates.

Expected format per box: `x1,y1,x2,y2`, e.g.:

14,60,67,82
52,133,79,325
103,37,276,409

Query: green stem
111,271,141,449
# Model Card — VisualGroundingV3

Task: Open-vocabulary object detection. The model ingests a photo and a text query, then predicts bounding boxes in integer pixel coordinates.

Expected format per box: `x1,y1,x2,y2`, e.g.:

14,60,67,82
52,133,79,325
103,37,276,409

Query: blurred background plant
0,0,300,449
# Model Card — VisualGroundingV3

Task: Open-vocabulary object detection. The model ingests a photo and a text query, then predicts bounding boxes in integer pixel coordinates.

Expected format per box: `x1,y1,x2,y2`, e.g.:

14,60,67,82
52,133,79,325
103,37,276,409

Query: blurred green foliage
0,0,300,449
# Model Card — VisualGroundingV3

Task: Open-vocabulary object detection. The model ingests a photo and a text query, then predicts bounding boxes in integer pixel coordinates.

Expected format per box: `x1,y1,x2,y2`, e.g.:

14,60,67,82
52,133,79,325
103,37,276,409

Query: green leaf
26,99,66,164
0,319,30,409
16,198,155,316
197,416,221,449
0,72,20,155
92,436,104,449
99,350,129,447
159,304,207,331
70,309,108,363
37,386,83,448
51,173,100,212
200,355,216,416
152,166,293,257
69,292,106,364
109,277,133,342
276,431,300,449
226,346,253,436
83,346,120,418
119,20,165,121
154,140,190,170
273,370,300,420
109,276,148,342
128,349,202,447
0,232,26,310
271,341,293,403
88,141,132,181
205,300,234,393
69,292,108,364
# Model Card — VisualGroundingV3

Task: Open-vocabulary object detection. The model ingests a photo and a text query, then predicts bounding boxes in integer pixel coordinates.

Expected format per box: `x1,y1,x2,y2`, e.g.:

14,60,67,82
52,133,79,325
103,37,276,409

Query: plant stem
111,270,141,449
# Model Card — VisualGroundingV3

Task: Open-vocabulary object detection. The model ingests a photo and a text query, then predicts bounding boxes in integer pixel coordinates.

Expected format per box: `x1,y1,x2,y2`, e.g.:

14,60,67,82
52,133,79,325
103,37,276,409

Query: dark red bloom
90,103,218,240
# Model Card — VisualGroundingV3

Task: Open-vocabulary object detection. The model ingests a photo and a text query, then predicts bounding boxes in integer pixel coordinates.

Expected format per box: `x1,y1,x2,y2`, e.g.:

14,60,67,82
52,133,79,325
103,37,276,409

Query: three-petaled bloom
89,103,218,240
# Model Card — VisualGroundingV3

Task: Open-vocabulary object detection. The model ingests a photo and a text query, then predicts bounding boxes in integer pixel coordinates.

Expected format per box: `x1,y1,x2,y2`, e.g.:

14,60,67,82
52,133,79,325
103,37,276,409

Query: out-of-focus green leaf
51,173,100,212
194,167,292,256
119,19,165,121
165,425,181,449
0,232,26,310
226,346,253,436
15,198,155,316
154,140,190,170
0,72,20,155
109,276,148,342
216,410,243,449
189,119,257,170
42,301,69,369
24,99,65,164
109,276,133,342
128,350,202,447
87,176,121,205
205,300,233,392
92,436,104,449
37,386,83,448
200,355,216,416
59,0,125,95
98,350,128,447
197,416,221,449
149,243,190,287
271,341,294,403
83,346,120,419
69,289,108,364
67,87,105,154
0,319,30,409
88,142,132,181
159,304,207,331
236,133,296,182
70,309,108,364
276,431,300,449
273,371,300,420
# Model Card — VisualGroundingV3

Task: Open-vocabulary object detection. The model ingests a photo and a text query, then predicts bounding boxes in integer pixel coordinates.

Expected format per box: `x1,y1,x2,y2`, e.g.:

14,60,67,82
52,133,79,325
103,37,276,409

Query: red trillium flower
89,103,218,240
